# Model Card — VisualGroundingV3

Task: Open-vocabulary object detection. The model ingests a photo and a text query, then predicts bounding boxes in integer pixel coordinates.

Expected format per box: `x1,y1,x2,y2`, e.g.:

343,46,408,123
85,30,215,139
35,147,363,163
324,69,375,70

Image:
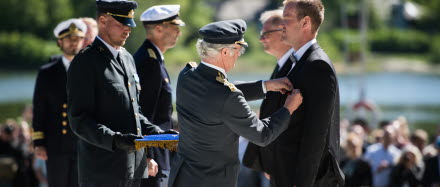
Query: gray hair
196,39,234,59
259,9,284,26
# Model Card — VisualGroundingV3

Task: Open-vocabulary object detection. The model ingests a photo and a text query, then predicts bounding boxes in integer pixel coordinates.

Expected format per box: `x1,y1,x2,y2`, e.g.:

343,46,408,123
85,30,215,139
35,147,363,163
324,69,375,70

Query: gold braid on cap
58,23,84,39
106,9,134,18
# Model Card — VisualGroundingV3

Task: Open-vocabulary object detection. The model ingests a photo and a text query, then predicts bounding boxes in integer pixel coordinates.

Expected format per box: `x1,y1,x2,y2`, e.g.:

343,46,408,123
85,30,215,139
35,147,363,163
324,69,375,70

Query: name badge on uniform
133,73,141,90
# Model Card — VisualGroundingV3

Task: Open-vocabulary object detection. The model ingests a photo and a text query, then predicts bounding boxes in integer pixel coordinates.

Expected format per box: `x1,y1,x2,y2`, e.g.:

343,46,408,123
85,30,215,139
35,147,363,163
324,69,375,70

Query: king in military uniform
133,5,185,187
67,1,175,187
168,19,303,187
32,18,87,187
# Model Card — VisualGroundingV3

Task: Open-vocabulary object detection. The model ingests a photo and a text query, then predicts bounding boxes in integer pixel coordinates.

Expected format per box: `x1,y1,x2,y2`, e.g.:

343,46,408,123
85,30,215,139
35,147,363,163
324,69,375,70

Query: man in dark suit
133,5,185,187
32,18,87,187
246,0,345,186
243,9,294,183
67,1,174,186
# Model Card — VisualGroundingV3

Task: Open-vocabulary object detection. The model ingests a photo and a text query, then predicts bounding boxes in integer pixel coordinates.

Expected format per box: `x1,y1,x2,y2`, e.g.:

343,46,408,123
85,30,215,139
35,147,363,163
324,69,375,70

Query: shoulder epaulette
186,61,197,68
215,72,236,92
147,48,157,60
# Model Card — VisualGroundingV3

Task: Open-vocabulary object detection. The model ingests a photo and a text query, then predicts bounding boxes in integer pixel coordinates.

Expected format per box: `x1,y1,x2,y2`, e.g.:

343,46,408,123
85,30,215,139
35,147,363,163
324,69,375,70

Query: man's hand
35,146,48,160
264,172,270,180
113,133,143,153
147,158,158,177
283,89,303,114
264,78,293,94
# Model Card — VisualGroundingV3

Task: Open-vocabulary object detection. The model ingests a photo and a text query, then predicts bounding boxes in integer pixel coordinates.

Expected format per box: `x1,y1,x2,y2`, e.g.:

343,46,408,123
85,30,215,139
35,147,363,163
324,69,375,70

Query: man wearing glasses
243,9,295,185
168,19,303,187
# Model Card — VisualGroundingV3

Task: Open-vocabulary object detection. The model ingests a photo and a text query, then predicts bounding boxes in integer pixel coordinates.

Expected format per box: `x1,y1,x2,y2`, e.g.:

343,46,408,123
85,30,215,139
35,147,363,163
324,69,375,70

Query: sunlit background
0,0,440,186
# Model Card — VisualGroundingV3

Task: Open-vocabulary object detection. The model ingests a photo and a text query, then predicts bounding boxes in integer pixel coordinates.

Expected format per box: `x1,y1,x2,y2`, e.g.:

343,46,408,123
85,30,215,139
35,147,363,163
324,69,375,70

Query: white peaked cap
140,5,181,22
53,18,87,38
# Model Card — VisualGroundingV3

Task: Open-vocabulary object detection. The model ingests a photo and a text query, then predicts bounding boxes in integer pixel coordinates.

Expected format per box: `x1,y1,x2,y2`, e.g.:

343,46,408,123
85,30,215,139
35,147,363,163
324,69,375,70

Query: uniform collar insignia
147,48,157,60
216,72,236,92
188,61,197,68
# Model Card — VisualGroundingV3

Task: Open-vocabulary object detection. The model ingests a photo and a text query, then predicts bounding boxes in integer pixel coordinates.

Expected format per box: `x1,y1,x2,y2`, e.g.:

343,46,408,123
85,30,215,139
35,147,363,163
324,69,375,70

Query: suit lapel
287,43,321,79
92,39,126,76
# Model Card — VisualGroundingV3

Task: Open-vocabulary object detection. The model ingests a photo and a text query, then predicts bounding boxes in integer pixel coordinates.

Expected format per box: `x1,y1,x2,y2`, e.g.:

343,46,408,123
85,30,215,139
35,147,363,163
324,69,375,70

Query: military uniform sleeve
32,69,48,147
295,60,336,187
67,55,116,151
138,113,162,135
221,91,290,147
235,80,265,101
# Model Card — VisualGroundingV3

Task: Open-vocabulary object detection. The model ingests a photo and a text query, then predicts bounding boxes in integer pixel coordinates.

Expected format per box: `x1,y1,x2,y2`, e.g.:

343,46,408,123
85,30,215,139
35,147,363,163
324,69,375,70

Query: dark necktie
116,53,126,73
275,55,295,78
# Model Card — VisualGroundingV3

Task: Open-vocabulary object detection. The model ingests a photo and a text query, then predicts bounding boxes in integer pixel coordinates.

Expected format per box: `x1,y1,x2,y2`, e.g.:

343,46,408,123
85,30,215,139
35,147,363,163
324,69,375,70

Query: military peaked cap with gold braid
199,19,248,47
140,5,185,26
53,18,87,39
96,0,138,27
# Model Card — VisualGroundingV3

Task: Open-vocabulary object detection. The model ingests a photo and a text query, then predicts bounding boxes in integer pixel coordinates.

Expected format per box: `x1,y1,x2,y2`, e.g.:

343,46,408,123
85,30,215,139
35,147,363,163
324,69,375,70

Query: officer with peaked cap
67,1,176,186
168,19,303,187
33,18,86,187
133,5,184,187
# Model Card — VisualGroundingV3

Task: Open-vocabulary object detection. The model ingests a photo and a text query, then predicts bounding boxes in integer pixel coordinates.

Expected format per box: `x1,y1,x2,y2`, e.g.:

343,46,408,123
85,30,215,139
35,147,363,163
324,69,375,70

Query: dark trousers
46,154,78,187
80,180,141,187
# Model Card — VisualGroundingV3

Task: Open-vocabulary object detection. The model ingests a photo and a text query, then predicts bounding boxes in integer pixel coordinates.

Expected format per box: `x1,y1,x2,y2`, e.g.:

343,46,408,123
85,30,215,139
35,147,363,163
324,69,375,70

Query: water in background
1,72,439,126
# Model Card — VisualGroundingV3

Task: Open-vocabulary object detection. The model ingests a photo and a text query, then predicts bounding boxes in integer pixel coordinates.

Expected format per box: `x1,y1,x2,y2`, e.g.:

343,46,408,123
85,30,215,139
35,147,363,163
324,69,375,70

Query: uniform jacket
245,43,344,187
168,62,291,187
133,39,172,171
32,55,77,156
67,38,162,184
243,56,294,174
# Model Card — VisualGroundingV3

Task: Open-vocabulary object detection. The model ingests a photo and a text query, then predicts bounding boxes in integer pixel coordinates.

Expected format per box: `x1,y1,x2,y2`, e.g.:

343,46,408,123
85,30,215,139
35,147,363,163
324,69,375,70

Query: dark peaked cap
96,0,138,27
199,19,248,47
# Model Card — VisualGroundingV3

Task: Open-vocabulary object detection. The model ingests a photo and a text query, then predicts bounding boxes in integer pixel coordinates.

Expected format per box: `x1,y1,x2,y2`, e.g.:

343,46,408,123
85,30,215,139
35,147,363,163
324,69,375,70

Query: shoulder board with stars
186,61,197,68
215,72,236,92
147,48,157,60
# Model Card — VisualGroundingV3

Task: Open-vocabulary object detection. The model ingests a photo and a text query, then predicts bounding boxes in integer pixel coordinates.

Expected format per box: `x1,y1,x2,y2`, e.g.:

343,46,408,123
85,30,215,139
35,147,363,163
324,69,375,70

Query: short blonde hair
283,0,325,33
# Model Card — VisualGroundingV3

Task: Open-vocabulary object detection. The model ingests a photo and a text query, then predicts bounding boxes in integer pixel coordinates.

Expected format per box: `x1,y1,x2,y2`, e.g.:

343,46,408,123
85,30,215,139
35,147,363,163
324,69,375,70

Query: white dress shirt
278,48,295,70
289,38,317,72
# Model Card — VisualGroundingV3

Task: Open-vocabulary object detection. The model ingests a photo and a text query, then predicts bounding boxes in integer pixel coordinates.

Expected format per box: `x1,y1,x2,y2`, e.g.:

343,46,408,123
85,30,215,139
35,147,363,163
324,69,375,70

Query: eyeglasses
259,28,283,39
228,47,246,56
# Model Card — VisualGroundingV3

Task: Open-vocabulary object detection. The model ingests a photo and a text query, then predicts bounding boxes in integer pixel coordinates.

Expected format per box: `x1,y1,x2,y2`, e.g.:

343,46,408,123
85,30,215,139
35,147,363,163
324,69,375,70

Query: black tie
116,53,126,73
275,55,295,78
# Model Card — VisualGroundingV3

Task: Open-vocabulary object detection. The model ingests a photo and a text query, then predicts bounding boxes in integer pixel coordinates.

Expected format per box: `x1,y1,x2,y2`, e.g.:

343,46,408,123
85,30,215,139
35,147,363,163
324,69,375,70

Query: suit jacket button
62,129,67,135
62,103,67,109
131,98,135,102
128,82,131,87
62,112,67,118
62,121,67,126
